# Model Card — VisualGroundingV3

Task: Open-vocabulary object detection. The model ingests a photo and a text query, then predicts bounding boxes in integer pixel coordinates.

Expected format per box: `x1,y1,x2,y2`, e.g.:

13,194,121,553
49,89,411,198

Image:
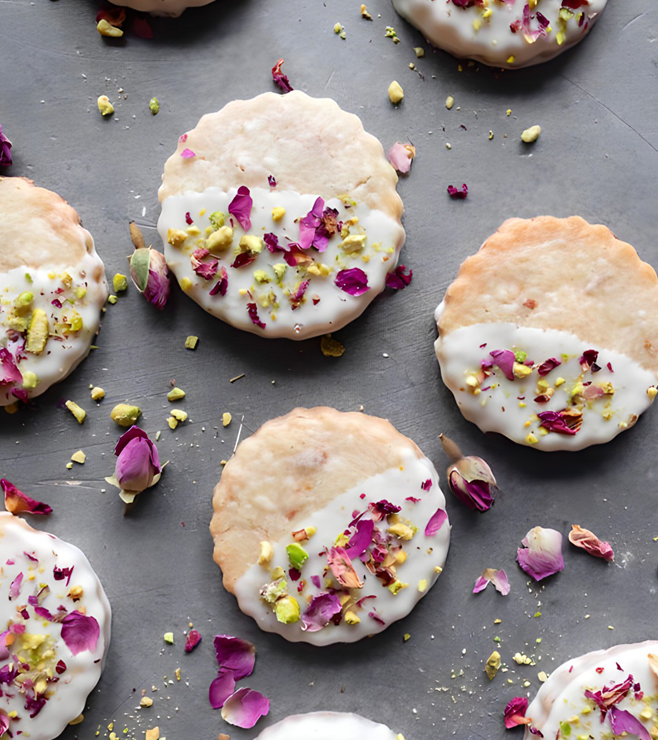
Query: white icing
109,0,216,16
0,249,108,407
524,641,658,739
435,322,657,451
0,514,111,740
255,712,399,740
234,449,450,646
159,187,404,340
391,0,608,69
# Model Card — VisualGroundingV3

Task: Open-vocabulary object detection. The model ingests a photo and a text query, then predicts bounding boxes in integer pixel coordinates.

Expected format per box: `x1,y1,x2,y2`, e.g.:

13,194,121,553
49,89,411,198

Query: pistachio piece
208,211,225,230
521,125,541,143
113,273,128,292
321,334,345,357
344,610,360,625
97,95,115,116
163,632,174,644
140,696,154,708
65,400,86,424
388,80,404,104
15,291,34,309
26,309,49,354
271,207,286,222
97,19,123,37
185,335,198,350
71,450,86,464
239,234,263,253
339,234,367,253
149,97,160,115
258,541,273,566
167,387,185,402
275,596,300,624
167,228,188,247
171,409,187,422
111,403,142,427
206,225,233,252
91,386,105,401
21,371,38,390
286,543,309,570
222,412,232,427
485,650,501,680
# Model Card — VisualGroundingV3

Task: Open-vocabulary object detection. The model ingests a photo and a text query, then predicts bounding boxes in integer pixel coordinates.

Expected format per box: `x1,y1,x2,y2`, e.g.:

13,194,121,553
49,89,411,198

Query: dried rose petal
609,707,651,740
327,547,363,588
347,519,374,557
0,714,8,736
0,348,22,386
213,635,255,680
335,267,370,296
246,302,266,329
210,267,228,297
272,58,293,93
537,410,580,435
489,349,516,381
130,15,153,39
425,507,448,537
537,357,561,376
228,186,253,232
61,611,100,655
209,668,235,709
185,629,202,653
180,148,196,159
504,696,531,729
473,568,510,596
9,573,22,601
1,479,52,515
221,687,270,729
0,125,12,167
387,142,415,174
385,265,413,290
568,524,614,562
517,526,564,582
585,675,633,719
301,591,342,632
447,183,468,199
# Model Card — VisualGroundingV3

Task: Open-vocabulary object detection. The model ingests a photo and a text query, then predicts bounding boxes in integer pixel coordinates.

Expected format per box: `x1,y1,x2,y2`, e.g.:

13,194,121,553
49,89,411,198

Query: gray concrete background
1,1,657,738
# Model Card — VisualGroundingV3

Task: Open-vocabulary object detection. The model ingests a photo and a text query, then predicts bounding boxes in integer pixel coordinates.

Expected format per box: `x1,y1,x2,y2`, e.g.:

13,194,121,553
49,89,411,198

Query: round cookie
434,216,658,451
0,177,108,406
524,641,658,739
254,712,400,740
0,513,111,738
158,91,405,340
110,0,216,16
391,0,608,69
210,407,450,645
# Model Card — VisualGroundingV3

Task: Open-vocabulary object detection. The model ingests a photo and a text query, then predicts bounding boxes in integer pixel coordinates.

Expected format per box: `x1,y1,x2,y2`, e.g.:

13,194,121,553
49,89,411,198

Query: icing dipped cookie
391,0,607,69
254,712,400,740
523,641,658,739
434,217,658,451
0,177,108,406
158,91,405,340
109,0,216,16
0,513,111,738
210,407,450,645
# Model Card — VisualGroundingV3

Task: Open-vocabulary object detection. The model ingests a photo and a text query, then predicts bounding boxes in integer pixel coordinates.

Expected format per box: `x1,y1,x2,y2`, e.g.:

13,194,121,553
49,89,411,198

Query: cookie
210,407,450,645
391,0,607,69
434,216,658,451
0,177,108,406
254,712,400,740
524,641,658,739
0,513,111,739
110,0,216,16
158,91,405,340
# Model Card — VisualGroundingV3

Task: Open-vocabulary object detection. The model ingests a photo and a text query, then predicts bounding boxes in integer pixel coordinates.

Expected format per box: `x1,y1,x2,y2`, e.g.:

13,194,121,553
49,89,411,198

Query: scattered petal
1,479,52,515
221,687,269,729
246,302,266,329
537,409,581,435
385,265,413,290
213,635,256,680
447,183,468,199
271,58,293,93
517,526,564,582
209,669,236,710
537,357,561,376
61,610,100,655
335,267,370,296
347,519,374,557
0,348,22,386
425,507,448,537
473,568,510,596
301,592,342,632
609,707,651,740
327,547,364,589
228,186,253,232
185,629,202,653
568,525,614,562
504,697,531,729
387,142,415,174
489,349,516,381
0,125,12,167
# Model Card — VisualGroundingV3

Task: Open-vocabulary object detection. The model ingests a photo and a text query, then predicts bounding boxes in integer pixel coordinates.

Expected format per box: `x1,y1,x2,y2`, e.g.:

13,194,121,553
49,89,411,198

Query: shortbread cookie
158,91,405,339
392,0,607,69
254,712,400,740
434,217,658,451
0,513,111,739
210,407,450,645
0,177,108,406
110,0,216,16
524,641,658,739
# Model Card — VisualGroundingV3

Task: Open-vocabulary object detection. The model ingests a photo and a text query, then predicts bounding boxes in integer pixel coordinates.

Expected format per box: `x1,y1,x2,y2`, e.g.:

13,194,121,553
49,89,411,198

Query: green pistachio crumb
21,371,38,390
111,403,142,427
71,450,86,464
108,295,118,305
208,211,225,230
149,97,160,115
91,386,105,401
65,400,86,424
163,632,174,644
113,273,128,292
185,336,198,350
170,409,188,422
167,387,185,402
286,543,309,570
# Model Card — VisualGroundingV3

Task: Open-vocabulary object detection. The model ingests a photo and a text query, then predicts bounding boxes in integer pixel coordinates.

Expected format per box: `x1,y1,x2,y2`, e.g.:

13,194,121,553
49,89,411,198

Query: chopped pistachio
185,335,198,350
15,291,33,308
253,270,271,284
163,633,174,644
145,729,160,740
26,309,49,354
446,95,455,110
149,97,160,115
71,450,86,464
167,228,188,247
97,95,115,116
403,633,411,642
260,577,287,603
648,386,657,400
360,4,372,20
222,412,232,427
344,610,360,625
321,334,345,357
113,273,128,292
286,543,309,570
414,46,425,57
208,211,225,230
272,263,287,281
417,579,428,593
258,541,273,566
140,696,154,708
66,462,73,470
526,432,538,445
97,19,123,37
107,295,118,305
485,650,501,680
65,400,86,424
521,125,541,143
388,80,404,104
69,714,85,726
385,26,399,43
388,522,415,540
275,596,300,624
167,387,186,402
388,580,408,595
206,225,233,252
111,403,142,427
340,234,367,253
167,416,178,430
513,362,532,379
239,234,263,253
21,371,38,390
91,386,105,401
171,409,188,422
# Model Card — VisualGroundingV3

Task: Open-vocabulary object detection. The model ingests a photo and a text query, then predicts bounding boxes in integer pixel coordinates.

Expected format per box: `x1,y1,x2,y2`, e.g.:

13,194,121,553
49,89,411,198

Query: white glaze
254,712,399,740
0,514,111,739
109,0,216,16
391,0,608,69
524,641,658,739
0,249,108,406
234,449,450,646
435,322,657,451
159,187,404,340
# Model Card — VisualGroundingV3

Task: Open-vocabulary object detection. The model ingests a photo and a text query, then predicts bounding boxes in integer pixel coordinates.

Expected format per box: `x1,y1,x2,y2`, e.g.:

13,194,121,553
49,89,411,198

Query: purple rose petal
213,635,256,680
489,349,516,381
209,668,236,710
1,479,52,516
246,302,266,329
9,573,22,601
335,267,370,296
347,519,374,558
385,265,413,290
425,508,448,537
185,629,202,653
517,526,564,582
0,348,22,386
271,58,293,93
61,610,100,655
228,186,253,232
301,592,342,632
0,124,12,167
447,183,468,199
210,267,228,297
609,707,650,739
473,568,510,596
537,357,561,376
504,696,531,729
221,687,270,729
537,410,579,436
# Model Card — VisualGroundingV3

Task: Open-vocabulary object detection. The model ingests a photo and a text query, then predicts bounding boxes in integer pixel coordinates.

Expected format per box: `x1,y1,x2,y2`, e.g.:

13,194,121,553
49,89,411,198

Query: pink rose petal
213,635,255,680
568,525,614,562
327,546,363,589
1,479,52,516
209,668,235,709
517,526,564,582
473,568,510,596
387,142,415,174
221,687,270,729
60,610,100,655
301,592,342,632
425,507,448,537
609,707,651,740
504,696,531,729
180,148,196,159
185,629,202,653
228,186,253,232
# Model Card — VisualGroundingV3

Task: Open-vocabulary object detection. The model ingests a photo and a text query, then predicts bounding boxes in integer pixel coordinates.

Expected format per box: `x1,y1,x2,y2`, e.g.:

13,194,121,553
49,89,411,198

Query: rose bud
128,223,170,310
439,434,499,512
105,426,163,504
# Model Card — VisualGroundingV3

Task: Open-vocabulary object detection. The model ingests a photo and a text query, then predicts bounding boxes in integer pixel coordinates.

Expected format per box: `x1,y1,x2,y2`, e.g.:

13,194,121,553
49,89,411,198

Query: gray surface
1,1,658,738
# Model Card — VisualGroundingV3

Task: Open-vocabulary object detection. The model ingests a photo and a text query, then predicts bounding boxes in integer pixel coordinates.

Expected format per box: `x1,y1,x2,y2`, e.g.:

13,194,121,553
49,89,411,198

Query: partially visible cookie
254,713,400,740
210,407,450,645
0,513,111,739
110,0,216,16
434,216,658,451
158,91,405,339
0,177,108,406
524,641,658,739
391,0,608,69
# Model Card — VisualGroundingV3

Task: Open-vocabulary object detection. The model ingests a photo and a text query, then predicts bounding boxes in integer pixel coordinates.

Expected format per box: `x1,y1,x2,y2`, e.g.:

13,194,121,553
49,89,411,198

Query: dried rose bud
105,426,163,505
128,225,170,310
439,434,498,512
